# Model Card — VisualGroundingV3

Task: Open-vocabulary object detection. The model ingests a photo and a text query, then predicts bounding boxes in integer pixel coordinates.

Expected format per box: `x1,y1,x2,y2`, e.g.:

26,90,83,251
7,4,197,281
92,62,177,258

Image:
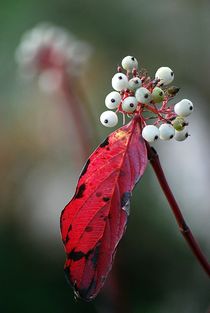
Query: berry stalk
147,144,210,277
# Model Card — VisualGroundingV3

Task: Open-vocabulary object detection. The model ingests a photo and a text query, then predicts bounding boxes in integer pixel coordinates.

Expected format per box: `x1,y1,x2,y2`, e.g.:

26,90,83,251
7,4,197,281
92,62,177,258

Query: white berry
155,67,174,85
128,77,142,90
174,128,189,141
100,111,118,127
122,96,138,113
111,73,128,91
142,125,160,142
122,56,138,71
105,91,121,109
135,87,151,104
174,99,193,117
159,123,175,140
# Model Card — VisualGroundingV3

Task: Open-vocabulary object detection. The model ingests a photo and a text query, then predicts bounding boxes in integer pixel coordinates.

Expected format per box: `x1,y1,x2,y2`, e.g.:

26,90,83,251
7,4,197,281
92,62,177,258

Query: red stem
60,71,92,160
146,144,210,277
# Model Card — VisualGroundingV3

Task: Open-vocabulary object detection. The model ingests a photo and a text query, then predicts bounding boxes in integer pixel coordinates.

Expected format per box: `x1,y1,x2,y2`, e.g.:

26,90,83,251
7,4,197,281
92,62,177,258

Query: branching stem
146,144,210,277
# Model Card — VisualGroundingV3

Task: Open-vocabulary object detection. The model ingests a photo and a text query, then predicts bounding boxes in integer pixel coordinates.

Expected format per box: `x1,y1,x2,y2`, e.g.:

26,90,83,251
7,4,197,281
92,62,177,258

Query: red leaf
60,118,148,301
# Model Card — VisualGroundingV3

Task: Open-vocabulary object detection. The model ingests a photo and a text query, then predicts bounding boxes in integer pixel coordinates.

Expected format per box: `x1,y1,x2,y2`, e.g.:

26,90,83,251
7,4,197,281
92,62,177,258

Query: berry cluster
100,56,194,142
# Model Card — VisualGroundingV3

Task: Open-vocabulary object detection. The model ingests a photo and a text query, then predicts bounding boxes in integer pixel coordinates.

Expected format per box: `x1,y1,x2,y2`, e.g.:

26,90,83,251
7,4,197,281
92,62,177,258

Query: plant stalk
147,144,210,277
60,71,93,160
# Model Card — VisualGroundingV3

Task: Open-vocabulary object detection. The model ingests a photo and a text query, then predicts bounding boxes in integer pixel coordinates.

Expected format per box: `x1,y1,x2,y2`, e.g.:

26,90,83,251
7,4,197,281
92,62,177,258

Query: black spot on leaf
80,159,90,178
68,247,98,262
75,184,86,199
103,197,110,202
91,244,100,268
60,209,64,220
68,249,86,261
120,170,126,177
63,234,70,244
121,192,131,215
60,210,64,230
100,137,109,148
121,192,131,207
63,224,72,244
85,226,93,232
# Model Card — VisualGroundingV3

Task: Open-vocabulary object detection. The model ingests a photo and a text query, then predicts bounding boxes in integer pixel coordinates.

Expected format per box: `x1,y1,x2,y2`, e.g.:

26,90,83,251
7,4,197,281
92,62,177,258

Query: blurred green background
0,0,210,312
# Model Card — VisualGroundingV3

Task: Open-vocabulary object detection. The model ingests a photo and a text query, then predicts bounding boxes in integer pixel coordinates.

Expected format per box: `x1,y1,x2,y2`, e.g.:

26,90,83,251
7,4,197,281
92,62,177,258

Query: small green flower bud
166,86,180,97
172,116,186,131
151,87,165,103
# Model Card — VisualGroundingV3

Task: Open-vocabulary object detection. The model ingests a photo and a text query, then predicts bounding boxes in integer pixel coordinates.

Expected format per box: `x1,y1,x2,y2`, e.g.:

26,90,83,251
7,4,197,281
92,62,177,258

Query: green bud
166,86,180,97
152,87,165,103
172,116,186,131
